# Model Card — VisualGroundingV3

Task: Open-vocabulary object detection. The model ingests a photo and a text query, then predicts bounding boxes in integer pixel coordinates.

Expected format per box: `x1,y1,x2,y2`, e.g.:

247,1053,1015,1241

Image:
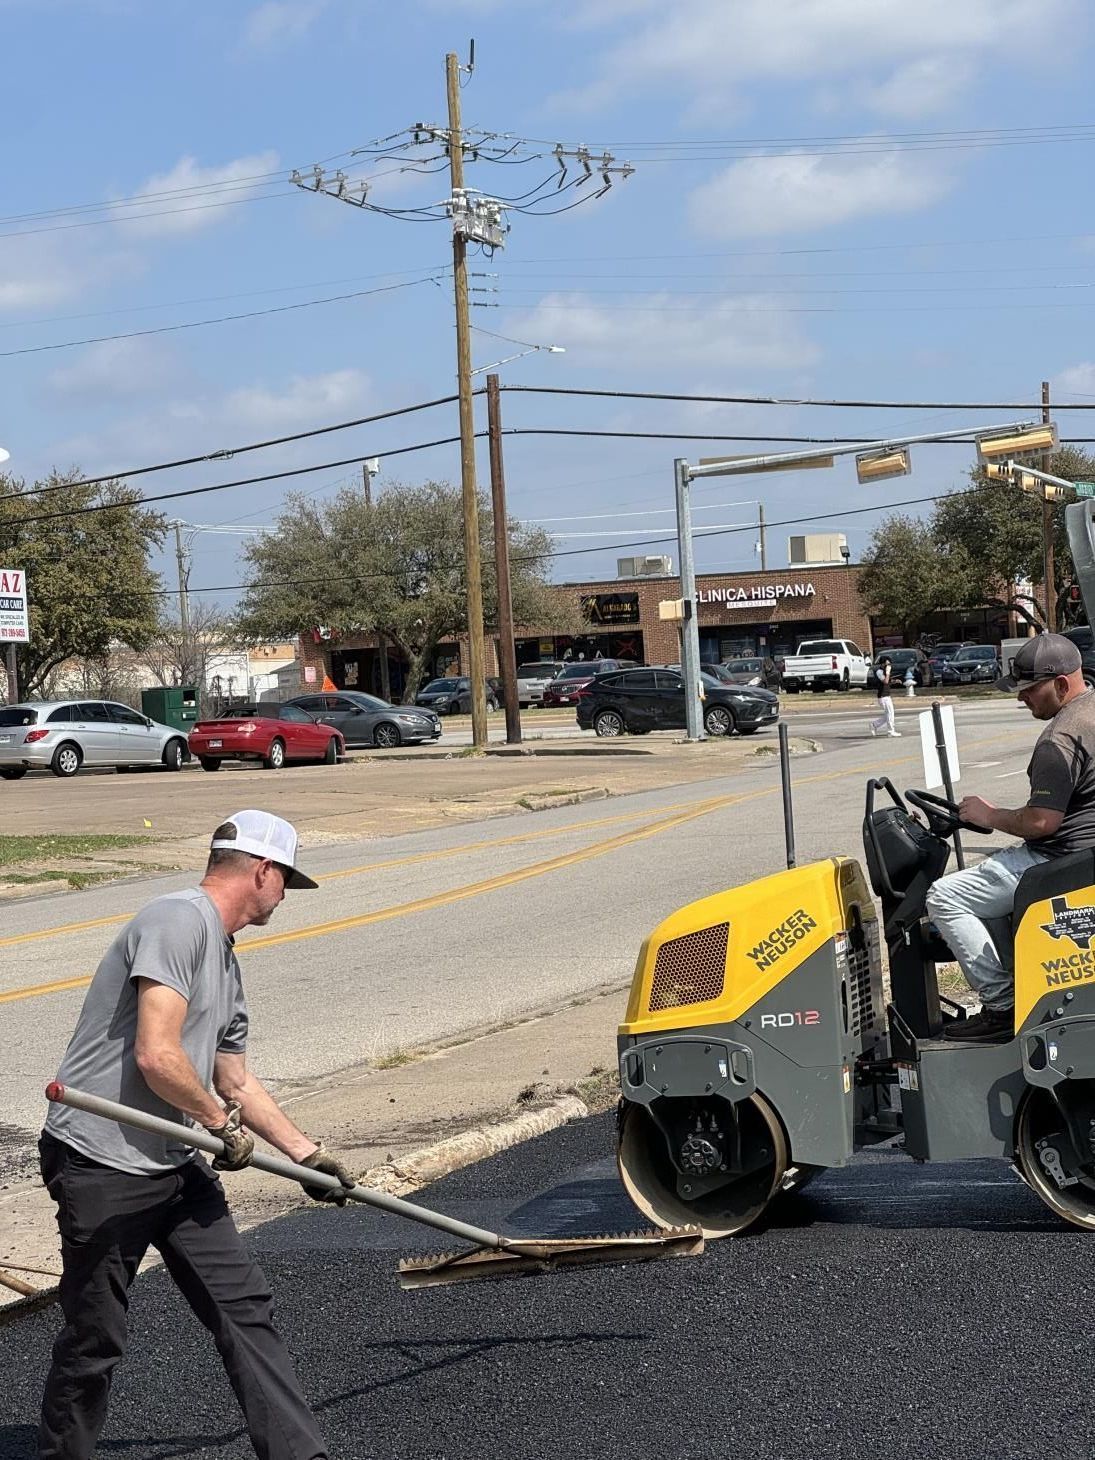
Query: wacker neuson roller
616,498,1095,1237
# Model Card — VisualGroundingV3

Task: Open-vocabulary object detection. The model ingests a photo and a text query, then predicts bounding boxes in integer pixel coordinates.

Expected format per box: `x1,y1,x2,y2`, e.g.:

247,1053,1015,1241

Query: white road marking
970,761,1002,768
994,770,1027,779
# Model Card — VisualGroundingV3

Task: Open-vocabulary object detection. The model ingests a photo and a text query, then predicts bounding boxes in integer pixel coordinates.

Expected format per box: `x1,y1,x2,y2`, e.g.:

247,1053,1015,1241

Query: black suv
577,667,779,738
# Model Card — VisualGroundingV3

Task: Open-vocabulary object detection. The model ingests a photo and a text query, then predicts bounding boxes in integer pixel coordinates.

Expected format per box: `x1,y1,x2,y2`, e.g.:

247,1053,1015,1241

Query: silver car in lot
515,660,566,708
0,700,190,779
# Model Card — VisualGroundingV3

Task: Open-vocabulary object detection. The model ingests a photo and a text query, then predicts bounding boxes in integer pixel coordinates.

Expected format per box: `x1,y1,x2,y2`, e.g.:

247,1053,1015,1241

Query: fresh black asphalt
2,1112,1093,1460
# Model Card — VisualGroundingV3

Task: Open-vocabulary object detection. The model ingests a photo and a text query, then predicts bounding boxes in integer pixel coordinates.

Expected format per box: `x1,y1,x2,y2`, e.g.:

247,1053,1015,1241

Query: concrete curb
360,1093,591,1196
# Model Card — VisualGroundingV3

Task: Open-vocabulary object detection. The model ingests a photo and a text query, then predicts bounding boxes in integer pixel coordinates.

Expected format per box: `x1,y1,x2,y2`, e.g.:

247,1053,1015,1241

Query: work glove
298,1144,357,1206
208,1101,255,1171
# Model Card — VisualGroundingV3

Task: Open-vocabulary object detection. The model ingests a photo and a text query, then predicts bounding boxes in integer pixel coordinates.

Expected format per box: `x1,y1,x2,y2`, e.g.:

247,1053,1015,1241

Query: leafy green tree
237,480,575,700
0,471,165,698
930,472,1045,626
856,515,963,638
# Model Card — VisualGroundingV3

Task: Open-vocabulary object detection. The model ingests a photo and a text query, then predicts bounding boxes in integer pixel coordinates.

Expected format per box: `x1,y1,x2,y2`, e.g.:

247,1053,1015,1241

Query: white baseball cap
210,810,318,889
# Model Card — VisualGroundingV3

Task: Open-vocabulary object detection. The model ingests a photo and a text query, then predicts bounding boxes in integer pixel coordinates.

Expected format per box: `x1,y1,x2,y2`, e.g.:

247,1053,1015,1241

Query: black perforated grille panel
846,919,881,1035
649,922,729,1012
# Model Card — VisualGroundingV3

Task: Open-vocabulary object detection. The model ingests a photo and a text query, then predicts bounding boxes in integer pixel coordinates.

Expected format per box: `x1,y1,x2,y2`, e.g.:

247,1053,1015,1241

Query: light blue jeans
924,845,1050,1010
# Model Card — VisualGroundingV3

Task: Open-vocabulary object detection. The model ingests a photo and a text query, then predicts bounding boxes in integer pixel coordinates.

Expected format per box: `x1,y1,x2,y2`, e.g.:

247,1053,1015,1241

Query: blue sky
5,0,1095,610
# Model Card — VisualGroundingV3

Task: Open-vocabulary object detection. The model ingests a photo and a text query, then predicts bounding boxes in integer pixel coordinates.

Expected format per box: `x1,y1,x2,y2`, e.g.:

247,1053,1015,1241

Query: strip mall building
297,564,881,694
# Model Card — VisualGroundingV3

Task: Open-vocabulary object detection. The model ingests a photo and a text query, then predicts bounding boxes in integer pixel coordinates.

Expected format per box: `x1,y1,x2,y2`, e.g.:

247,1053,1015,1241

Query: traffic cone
321,674,337,691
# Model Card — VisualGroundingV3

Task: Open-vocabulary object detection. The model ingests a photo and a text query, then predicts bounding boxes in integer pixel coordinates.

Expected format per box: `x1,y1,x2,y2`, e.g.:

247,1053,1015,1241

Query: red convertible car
188,703,344,771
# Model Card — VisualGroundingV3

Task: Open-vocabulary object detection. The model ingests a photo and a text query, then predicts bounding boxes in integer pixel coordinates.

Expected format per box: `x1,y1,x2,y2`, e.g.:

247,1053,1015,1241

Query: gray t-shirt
45,887,248,1174
1026,689,1095,858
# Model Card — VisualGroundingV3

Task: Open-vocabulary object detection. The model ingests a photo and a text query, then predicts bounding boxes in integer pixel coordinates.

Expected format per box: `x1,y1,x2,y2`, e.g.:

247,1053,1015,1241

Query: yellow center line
0,792,752,1004
0,796,714,952
0,724,1034,1004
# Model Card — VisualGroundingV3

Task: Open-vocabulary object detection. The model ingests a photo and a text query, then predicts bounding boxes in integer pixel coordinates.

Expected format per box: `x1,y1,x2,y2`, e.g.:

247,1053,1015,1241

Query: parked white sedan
0,700,190,779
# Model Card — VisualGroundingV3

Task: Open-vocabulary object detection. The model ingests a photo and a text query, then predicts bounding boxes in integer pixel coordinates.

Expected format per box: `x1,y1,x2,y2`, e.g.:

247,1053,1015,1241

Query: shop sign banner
582,591,640,625
0,567,28,642
697,581,815,609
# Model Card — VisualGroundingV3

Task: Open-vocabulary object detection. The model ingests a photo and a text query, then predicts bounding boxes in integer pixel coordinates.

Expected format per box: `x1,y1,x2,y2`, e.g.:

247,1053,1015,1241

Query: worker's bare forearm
958,794,1061,841
215,1068,317,1163
137,1046,225,1128
991,805,1057,839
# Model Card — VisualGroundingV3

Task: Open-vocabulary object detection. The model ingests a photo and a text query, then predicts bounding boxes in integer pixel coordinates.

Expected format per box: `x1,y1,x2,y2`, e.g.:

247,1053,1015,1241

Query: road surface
1,700,1036,1180
0,1110,1088,1459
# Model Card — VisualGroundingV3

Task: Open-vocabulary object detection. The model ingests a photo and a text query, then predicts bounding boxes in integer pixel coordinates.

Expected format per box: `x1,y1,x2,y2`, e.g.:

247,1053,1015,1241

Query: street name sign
1073,482,1095,498
0,567,29,642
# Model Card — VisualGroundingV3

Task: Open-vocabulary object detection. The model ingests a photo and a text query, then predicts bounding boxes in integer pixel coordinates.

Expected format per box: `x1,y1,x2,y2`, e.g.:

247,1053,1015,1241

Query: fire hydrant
905,667,917,697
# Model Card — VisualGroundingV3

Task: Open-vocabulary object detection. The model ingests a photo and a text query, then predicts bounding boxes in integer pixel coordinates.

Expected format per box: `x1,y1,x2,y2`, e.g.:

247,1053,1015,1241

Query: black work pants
38,1133,328,1460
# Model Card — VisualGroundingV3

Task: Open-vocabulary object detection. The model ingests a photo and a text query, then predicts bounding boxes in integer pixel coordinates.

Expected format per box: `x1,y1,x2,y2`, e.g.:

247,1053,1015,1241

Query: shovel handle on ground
45,1082,505,1250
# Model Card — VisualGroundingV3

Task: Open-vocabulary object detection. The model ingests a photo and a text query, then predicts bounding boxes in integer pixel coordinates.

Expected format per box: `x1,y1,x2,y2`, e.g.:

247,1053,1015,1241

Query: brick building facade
297,564,873,695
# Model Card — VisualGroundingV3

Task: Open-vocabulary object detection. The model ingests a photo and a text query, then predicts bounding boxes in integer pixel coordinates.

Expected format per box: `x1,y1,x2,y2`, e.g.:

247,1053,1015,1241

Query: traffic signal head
983,462,1012,481
1044,484,1071,502
976,423,1058,462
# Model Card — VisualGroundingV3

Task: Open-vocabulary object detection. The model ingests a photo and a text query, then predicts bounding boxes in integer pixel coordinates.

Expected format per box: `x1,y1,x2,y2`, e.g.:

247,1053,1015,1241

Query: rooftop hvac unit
788,532,849,567
617,555,673,578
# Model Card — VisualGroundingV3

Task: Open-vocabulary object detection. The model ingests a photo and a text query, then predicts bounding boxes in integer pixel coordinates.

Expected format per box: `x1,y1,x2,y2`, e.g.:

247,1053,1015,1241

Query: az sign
0,567,29,642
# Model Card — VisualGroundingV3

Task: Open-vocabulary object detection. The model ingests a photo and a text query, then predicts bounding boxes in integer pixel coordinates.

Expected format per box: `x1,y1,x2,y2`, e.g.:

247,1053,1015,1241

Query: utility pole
674,459,704,741
173,521,192,683
446,50,488,748
5,643,17,705
1042,379,1056,633
486,374,521,744
758,503,768,571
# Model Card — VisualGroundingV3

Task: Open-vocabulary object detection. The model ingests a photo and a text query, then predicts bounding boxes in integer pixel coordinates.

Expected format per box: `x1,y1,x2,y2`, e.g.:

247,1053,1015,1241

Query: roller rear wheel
1015,1087,1095,1230
617,1094,788,1238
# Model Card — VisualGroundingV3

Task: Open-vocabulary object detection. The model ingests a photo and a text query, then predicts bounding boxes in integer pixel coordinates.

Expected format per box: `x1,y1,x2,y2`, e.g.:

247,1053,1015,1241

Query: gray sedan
0,700,190,779
284,690,442,749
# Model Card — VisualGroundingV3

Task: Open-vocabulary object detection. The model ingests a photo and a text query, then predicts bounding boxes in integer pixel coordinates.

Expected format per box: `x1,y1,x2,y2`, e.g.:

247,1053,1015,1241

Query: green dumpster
141,685,199,734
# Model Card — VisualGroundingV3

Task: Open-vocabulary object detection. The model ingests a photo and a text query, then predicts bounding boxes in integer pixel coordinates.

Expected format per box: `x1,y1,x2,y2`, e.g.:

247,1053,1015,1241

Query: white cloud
0,237,143,316
242,0,327,49
1054,363,1095,397
223,369,371,430
858,56,973,120
554,0,1081,120
500,292,819,372
46,368,374,474
688,148,952,238
44,338,184,405
120,151,281,239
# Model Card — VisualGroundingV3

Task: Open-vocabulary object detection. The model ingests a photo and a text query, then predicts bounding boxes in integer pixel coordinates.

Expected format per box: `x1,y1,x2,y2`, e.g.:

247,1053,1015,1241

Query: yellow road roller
616,777,1095,1235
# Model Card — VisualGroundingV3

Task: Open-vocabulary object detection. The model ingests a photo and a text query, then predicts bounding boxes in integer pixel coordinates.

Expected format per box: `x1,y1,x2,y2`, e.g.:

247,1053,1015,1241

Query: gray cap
998,633,1082,690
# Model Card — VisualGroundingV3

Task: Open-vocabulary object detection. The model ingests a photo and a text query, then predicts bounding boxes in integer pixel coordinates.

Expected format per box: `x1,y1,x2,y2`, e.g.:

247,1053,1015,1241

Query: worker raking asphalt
2,1111,1094,1459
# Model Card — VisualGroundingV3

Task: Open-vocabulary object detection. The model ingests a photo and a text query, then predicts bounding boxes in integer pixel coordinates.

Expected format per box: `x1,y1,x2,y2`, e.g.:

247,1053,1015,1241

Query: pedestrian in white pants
869,656,900,737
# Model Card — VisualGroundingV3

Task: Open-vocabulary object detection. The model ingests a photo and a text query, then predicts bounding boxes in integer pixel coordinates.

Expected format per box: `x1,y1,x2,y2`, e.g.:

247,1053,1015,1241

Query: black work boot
942,1006,1014,1043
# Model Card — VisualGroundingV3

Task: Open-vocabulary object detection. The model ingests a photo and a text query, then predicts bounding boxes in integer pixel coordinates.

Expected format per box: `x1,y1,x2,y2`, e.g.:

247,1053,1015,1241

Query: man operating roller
926,634,1095,1043
38,810,356,1460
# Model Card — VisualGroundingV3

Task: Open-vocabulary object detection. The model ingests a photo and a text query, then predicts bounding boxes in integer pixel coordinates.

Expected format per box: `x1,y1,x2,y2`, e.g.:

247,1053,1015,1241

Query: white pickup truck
780,638,872,693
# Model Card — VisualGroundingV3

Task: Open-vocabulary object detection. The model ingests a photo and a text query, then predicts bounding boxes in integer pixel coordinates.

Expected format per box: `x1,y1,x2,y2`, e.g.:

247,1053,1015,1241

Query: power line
502,386,1095,411
0,275,442,360
5,392,466,500
5,434,477,526
0,264,452,332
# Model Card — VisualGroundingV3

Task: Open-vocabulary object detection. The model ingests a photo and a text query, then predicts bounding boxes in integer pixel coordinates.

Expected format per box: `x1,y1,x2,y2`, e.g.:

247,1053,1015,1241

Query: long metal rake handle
45,1083,505,1252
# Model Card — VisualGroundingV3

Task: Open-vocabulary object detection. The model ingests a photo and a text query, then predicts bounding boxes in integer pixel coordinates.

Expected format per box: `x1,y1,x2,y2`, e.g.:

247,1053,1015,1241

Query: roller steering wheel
904,787,992,837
